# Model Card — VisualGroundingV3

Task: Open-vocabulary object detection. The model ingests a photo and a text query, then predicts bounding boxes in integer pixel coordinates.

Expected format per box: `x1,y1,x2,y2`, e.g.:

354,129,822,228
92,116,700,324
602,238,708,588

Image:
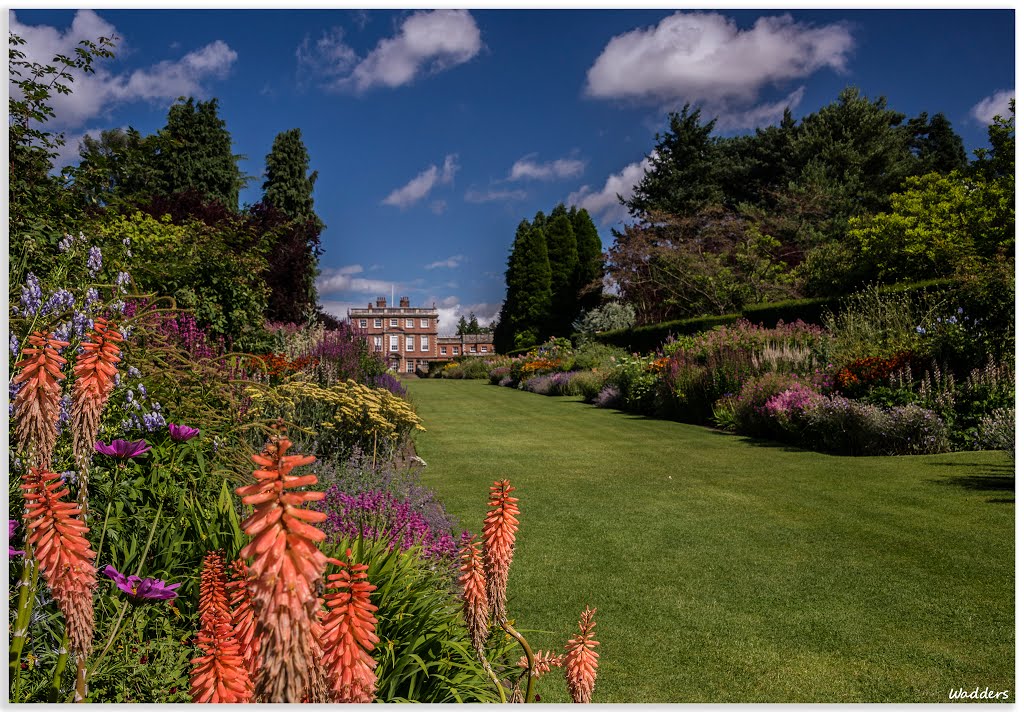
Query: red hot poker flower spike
190,551,252,703
458,536,489,654
21,468,96,659
564,607,600,704
71,318,122,483
321,549,379,703
227,559,262,680
235,435,327,703
14,333,69,471
481,480,519,621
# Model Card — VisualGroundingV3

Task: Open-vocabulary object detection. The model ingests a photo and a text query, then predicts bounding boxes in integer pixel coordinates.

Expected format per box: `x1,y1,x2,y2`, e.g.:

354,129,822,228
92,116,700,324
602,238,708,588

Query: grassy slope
406,379,1014,703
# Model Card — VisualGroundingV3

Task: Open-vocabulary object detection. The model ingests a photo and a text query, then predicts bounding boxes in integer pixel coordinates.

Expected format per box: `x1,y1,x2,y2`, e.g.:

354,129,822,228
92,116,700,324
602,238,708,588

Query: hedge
595,278,956,354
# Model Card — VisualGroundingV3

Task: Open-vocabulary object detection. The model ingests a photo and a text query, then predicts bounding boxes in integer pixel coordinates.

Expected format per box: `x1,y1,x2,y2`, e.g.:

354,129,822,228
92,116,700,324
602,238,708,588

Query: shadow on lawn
928,461,1015,500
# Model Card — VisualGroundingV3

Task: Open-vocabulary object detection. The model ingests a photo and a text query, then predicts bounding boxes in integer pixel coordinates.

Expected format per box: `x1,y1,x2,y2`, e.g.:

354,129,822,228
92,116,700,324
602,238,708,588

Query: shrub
593,384,622,409
522,374,555,395
566,370,611,402
568,341,628,371
974,407,1015,458
800,396,950,455
732,372,807,437
488,366,511,385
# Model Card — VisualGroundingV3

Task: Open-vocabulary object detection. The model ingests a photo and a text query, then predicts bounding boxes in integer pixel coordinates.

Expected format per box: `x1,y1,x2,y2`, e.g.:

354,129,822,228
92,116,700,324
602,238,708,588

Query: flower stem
8,546,38,701
47,627,70,702
499,619,537,703
93,463,123,566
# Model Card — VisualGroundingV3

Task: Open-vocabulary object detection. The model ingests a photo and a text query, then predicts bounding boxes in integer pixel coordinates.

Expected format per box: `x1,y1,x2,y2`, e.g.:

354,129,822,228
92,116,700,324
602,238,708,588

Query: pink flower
9,520,24,558
168,423,200,442
103,564,180,602
95,438,151,459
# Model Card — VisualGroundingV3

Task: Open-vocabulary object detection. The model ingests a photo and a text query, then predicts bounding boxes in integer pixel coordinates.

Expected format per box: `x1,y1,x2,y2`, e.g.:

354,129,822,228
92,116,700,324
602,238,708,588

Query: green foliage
571,207,604,315
573,301,636,337
544,214,579,336
261,128,321,224
821,284,938,365
151,97,246,210
324,538,514,703
849,171,1014,281
92,210,271,345
494,222,552,352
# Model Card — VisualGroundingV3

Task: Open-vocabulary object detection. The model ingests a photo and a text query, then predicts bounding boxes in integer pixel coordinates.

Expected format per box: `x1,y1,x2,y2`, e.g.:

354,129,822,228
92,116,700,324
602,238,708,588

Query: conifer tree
544,214,579,336
152,97,245,210
258,128,324,323
494,220,552,352
571,207,604,316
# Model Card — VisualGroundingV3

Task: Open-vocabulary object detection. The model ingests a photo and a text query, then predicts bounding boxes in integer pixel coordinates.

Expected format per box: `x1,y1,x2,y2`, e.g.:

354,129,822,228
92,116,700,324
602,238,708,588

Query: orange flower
321,549,379,703
458,536,489,654
21,468,96,660
482,480,519,621
226,559,261,679
518,650,564,679
13,332,69,470
564,607,599,704
190,551,253,703
235,435,327,702
71,318,123,494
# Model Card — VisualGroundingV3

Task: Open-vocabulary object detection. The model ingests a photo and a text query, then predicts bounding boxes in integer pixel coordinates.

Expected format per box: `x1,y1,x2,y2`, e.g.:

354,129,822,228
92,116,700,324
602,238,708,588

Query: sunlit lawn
407,378,1014,703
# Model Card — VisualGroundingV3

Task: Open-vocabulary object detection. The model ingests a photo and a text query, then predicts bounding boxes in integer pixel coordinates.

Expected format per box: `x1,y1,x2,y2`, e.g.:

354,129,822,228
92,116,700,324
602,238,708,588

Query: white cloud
567,156,653,225
320,10,482,93
10,10,237,128
50,126,120,170
585,12,852,118
382,154,459,209
971,89,1014,126
430,200,448,215
296,27,358,80
508,155,586,181
316,265,396,296
428,298,500,335
464,188,528,203
425,255,466,270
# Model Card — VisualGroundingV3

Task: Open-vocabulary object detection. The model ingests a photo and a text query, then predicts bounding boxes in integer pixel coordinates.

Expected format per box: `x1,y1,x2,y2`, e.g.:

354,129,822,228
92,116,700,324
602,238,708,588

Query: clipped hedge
596,278,955,354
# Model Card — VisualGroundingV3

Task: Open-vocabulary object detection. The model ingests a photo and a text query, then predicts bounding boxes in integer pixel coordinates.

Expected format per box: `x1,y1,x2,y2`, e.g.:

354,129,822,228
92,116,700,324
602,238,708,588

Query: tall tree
73,127,161,207
907,112,968,175
494,220,552,352
626,104,724,219
544,214,579,336
262,128,322,226
457,315,469,335
571,206,604,316
468,313,481,333
151,97,245,210
259,128,324,322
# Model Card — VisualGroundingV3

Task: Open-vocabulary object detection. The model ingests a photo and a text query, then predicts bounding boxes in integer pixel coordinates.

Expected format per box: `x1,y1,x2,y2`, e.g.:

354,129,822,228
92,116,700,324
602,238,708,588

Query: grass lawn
406,379,1014,703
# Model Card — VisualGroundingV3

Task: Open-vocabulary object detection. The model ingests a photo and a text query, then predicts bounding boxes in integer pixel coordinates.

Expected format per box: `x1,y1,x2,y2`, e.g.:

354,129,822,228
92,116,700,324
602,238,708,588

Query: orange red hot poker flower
190,552,252,703
564,606,600,704
226,559,261,680
458,536,489,654
235,436,327,703
71,318,123,479
321,549,379,703
481,479,519,621
13,332,69,471
20,468,96,660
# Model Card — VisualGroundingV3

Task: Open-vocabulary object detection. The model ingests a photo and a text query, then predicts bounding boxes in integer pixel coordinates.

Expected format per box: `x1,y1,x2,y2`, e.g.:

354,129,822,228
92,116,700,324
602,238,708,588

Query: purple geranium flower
168,423,200,442
9,520,24,558
95,439,151,459
102,565,180,602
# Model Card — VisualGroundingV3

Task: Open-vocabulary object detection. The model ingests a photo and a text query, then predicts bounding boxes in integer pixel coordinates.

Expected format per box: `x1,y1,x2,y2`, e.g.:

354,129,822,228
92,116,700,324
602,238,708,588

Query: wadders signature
949,687,1010,700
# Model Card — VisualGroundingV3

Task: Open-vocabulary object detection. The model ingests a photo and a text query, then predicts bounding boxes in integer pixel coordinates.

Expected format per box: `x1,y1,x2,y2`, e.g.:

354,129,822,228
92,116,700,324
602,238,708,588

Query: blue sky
9,7,1015,332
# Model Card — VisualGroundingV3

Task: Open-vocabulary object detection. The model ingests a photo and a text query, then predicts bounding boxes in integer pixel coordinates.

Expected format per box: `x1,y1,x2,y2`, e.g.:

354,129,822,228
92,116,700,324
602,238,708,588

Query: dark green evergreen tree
494,220,552,352
468,313,481,333
258,128,324,323
151,97,245,209
544,213,579,336
571,206,604,316
627,104,724,218
908,112,968,174
457,315,469,335
262,128,322,227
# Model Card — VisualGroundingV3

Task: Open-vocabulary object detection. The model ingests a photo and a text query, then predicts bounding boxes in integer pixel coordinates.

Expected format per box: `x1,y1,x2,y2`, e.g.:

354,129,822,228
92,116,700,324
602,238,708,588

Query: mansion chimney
376,297,387,308
399,296,410,308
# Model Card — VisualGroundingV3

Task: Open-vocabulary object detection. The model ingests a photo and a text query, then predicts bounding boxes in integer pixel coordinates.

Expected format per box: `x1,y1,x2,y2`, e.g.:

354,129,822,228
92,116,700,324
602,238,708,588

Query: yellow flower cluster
245,379,424,447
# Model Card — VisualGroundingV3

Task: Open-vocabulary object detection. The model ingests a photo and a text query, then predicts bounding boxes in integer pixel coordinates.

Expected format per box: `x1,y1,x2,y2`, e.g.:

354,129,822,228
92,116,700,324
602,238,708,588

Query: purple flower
9,520,24,558
102,565,180,602
19,273,42,316
87,246,103,276
168,423,200,442
95,439,151,459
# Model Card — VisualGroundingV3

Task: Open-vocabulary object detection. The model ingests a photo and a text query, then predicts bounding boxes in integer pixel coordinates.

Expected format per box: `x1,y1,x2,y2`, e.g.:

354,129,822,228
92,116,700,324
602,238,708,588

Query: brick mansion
348,297,495,374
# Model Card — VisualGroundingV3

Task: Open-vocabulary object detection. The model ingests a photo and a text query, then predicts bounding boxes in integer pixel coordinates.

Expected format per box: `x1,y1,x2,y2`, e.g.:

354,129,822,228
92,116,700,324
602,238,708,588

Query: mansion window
373,336,382,352
440,346,447,355
390,335,398,352
406,318,414,328
374,318,382,328
390,318,398,327
420,335,429,351
405,335,415,351
359,319,367,328
420,318,429,328
406,360,415,373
